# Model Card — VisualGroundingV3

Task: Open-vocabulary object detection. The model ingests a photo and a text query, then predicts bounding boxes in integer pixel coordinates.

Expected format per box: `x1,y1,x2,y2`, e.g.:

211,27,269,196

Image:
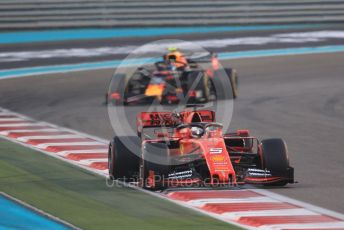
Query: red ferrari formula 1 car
108,106,294,190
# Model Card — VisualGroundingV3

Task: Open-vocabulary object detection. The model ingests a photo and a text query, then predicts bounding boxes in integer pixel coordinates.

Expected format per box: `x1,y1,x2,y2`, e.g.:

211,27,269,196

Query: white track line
79,158,107,165
17,134,83,142
0,118,25,121
262,222,344,230
252,189,344,220
0,123,37,127
187,197,280,207
0,129,59,135
57,149,108,156
222,208,317,219
36,141,103,149
68,157,106,162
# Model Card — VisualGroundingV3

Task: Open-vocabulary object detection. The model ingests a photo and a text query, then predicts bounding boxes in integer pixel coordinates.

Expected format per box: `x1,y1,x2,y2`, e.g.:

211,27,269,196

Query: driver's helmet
164,47,188,68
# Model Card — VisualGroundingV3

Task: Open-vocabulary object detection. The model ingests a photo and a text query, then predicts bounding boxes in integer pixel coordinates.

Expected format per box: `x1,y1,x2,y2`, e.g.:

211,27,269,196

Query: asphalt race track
1,51,343,213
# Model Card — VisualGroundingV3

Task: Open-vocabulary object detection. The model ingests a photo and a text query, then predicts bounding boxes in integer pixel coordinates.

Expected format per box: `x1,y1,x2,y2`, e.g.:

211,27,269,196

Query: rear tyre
225,68,239,99
261,138,289,186
108,136,140,180
141,143,169,190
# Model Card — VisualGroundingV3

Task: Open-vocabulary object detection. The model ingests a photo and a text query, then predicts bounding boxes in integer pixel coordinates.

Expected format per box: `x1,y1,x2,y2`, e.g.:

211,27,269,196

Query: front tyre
261,138,290,186
108,136,140,180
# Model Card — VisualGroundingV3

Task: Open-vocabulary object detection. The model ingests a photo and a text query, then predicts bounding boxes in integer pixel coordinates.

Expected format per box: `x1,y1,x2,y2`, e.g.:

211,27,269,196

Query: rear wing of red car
137,112,177,129
136,110,216,136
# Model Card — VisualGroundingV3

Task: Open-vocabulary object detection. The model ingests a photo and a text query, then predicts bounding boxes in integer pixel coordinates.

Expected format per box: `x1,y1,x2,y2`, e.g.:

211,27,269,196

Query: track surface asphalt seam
1,107,344,230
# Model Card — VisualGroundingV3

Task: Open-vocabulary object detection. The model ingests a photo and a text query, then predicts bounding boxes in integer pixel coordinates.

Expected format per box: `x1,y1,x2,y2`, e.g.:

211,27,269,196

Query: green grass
0,138,242,230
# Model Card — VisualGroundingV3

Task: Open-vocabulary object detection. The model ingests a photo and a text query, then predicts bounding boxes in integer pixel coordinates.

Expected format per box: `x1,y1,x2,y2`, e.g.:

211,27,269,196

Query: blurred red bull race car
106,49,238,105
108,105,294,190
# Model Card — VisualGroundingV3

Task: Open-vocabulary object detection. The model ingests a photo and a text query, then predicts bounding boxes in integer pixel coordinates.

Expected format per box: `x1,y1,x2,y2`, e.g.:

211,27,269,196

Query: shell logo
211,155,225,163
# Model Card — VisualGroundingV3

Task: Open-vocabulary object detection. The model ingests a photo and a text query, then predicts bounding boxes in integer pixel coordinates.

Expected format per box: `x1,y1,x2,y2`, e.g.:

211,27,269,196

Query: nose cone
199,139,237,184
